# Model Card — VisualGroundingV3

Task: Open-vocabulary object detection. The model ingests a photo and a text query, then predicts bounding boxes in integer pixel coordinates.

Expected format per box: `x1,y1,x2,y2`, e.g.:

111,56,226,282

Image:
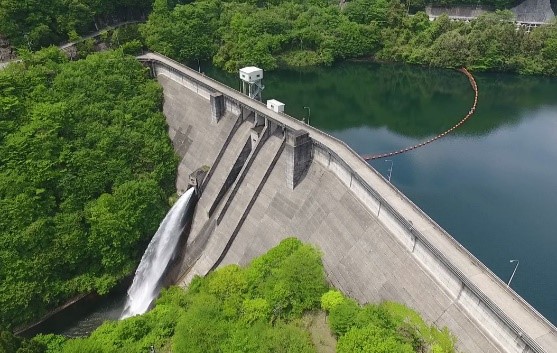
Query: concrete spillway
138,53,557,353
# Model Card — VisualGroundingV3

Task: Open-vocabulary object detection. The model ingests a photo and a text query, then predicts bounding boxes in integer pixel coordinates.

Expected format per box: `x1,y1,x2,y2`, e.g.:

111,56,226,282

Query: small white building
239,66,263,83
266,99,285,113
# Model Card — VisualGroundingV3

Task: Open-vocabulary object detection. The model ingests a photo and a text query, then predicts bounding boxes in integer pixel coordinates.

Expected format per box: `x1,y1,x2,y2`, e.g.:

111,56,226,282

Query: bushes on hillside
40,238,457,353
141,0,557,76
322,290,457,353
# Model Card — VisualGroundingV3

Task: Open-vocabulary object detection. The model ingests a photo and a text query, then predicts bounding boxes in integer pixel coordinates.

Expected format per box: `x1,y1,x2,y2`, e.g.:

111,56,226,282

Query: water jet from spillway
121,188,195,319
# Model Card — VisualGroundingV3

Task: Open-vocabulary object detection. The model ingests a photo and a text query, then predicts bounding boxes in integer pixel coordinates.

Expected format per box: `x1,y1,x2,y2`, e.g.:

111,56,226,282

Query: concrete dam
138,53,557,353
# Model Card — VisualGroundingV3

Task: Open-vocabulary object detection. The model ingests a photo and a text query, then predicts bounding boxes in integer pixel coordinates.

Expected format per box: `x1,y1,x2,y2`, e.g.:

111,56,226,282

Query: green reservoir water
207,63,557,325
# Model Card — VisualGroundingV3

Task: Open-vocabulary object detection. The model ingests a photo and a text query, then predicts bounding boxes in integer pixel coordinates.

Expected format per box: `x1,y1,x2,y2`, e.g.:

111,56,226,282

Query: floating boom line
361,68,478,161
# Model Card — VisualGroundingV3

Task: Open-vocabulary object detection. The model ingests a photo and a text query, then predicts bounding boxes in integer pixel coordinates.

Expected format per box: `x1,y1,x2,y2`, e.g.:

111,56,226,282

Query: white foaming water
120,188,195,319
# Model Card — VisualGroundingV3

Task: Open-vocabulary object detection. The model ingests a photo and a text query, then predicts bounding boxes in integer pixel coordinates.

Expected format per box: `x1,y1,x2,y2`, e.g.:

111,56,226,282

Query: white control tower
239,66,264,101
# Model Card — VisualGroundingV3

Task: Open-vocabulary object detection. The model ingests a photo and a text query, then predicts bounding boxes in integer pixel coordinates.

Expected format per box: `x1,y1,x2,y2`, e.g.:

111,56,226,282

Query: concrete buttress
285,129,312,189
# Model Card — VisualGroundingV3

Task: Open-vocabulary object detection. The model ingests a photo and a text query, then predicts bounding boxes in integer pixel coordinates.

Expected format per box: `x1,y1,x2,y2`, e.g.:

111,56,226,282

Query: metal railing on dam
138,52,557,353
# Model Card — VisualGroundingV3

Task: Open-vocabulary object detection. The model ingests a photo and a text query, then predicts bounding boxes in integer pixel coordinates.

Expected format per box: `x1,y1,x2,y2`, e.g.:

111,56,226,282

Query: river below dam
207,62,557,325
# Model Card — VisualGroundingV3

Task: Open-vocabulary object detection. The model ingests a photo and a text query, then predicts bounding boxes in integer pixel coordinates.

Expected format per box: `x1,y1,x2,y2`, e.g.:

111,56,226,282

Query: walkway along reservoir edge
138,52,557,353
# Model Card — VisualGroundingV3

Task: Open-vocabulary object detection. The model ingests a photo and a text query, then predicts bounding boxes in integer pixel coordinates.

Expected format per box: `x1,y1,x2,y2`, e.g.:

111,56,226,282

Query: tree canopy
0,0,152,49
2,0,556,76
18,238,457,353
140,0,557,76
0,48,177,329
0,0,521,53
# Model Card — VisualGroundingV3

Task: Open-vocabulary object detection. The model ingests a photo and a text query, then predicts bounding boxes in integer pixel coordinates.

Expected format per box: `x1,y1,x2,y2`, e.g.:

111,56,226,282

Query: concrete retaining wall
155,65,213,100
312,142,527,353
138,52,557,353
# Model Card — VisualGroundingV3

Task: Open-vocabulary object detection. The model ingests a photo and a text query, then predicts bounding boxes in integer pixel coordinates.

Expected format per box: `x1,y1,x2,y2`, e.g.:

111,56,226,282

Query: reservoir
207,62,557,325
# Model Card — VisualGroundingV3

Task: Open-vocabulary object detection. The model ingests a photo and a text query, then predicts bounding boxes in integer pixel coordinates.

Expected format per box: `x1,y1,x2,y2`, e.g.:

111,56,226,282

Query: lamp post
385,159,393,182
303,106,311,125
507,259,519,288
378,159,394,217
195,58,200,72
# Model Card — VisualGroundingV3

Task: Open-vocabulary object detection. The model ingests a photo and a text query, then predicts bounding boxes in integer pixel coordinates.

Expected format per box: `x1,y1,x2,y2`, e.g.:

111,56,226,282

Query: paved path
58,20,143,50
0,20,144,67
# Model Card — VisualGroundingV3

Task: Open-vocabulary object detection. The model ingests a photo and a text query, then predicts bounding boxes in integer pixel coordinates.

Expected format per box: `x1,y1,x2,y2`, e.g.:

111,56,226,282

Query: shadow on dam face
138,52,557,353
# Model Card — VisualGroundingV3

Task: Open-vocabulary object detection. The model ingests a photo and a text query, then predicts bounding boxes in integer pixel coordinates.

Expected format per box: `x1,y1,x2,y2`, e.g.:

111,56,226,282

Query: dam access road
138,52,557,353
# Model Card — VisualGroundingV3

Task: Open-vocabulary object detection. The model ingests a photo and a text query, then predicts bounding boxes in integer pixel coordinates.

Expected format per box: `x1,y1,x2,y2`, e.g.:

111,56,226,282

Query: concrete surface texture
512,0,555,22
184,134,285,283
426,0,555,23
141,52,557,353
426,5,489,18
160,75,239,193
221,147,502,353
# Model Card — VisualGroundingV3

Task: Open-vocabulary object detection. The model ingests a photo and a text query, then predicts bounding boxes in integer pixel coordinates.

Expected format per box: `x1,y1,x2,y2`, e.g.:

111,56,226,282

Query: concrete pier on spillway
138,52,557,353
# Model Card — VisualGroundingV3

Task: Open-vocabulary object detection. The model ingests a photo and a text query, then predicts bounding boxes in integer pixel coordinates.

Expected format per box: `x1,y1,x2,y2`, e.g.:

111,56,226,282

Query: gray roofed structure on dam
426,0,555,30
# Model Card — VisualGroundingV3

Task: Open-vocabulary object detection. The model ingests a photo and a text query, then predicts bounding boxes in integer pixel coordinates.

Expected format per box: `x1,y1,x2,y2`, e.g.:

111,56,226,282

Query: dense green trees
0,0,151,49
3,0,556,76
141,0,220,64
323,290,456,353
0,48,177,329
1,330,46,353
33,238,325,353
141,0,383,71
0,0,522,52
29,238,456,353
140,0,557,76
365,8,557,76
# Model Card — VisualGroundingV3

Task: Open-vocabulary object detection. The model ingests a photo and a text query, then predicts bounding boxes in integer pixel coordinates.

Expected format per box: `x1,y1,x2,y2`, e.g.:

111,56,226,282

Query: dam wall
138,52,557,353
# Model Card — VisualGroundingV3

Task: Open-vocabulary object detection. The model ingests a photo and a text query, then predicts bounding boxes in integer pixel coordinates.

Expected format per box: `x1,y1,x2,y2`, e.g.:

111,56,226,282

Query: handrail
312,140,551,353
139,52,557,352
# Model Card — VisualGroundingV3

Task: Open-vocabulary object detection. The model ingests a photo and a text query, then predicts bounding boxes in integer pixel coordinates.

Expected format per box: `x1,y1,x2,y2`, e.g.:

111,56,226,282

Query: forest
1,238,457,353
0,0,152,49
0,0,523,52
0,48,178,329
1,1,556,75
140,0,557,75
0,0,556,346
